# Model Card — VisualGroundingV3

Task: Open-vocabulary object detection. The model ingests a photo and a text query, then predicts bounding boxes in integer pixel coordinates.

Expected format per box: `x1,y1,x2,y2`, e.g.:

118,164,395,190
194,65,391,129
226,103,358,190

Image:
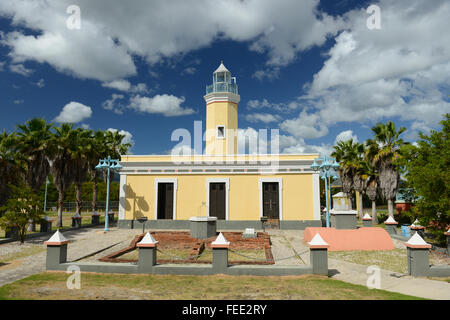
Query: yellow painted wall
205,101,238,155
124,173,315,221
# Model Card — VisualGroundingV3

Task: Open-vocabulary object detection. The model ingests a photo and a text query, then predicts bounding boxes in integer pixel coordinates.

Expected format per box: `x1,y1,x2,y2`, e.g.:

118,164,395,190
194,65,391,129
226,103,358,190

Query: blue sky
1,0,449,155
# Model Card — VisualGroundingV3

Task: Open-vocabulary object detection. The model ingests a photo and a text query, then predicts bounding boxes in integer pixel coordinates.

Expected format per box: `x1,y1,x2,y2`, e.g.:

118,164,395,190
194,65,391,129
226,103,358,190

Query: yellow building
118,62,321,230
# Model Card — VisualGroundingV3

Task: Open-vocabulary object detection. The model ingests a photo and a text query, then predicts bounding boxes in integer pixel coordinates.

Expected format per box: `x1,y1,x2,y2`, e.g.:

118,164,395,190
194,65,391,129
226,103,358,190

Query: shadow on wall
124,184,150,220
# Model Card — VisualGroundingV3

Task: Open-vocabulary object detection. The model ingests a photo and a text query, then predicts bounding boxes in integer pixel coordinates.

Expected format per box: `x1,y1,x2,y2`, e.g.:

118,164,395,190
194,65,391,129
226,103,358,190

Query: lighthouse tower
204,61,240,155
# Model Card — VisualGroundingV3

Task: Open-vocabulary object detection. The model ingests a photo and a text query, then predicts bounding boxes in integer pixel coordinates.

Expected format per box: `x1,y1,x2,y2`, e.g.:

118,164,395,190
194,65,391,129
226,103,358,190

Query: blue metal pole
104,156,111,232
324,171,330,228
327,172,332,227
43,177,49,212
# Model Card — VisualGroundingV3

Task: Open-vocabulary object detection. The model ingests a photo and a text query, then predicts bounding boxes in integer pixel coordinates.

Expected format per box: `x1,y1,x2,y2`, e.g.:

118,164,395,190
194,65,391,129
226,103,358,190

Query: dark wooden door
157,183,174,219
263,182,279,219
209,183,226,220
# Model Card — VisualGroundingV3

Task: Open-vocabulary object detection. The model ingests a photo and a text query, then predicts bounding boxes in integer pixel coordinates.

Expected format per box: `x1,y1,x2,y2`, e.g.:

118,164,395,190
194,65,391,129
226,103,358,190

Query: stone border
98,231,275,265
45,231,321,276
119,219,321,231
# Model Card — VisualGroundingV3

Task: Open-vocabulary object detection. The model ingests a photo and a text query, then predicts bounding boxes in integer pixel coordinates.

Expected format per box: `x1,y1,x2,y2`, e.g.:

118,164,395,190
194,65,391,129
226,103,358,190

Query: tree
401,114,450,243
0,184,44,243
15,118,53,193
366,121,407,218
102,129,131,183
361,157,379,224
351,143,367,219
15,118,54,230
0,131,24,207
332,139,362,211
48,123,78,227
71,128,91,215
87,130,107,213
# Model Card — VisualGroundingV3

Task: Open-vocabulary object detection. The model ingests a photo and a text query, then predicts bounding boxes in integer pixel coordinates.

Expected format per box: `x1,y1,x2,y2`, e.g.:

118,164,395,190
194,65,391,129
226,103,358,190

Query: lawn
0,211,111,238
329,249,408,274
0,272,425,300
113,248,268,263
328,248,446,275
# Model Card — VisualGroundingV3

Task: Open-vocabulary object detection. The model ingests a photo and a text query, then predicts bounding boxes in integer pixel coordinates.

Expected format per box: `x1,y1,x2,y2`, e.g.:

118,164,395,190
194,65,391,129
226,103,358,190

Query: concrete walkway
268,229,450,300
0,227,140,287
1,228,449,300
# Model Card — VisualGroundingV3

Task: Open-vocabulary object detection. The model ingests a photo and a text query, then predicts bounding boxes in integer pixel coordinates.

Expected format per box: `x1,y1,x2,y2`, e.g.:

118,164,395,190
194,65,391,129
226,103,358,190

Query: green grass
329,248,444,275
329,249,408,274
0,246,46,264
117,248,267,262
0,272,425,300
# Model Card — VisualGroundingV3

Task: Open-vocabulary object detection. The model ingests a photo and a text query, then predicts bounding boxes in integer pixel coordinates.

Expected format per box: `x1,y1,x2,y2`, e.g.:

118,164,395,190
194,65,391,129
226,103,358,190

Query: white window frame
206,178,230,220
216,125,226,139
118,174,127,220
154,178,178,220
258,177,283,220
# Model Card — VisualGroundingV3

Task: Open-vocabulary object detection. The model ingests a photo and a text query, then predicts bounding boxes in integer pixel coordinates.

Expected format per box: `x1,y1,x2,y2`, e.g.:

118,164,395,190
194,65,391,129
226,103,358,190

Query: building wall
123,173,317,221
205,101,238,155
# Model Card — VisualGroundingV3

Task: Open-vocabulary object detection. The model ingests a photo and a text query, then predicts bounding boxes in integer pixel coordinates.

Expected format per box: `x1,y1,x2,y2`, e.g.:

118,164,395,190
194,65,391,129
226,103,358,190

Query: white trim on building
118,174,127,220
206,178,230,220
154,178,178,220
258,177,283,221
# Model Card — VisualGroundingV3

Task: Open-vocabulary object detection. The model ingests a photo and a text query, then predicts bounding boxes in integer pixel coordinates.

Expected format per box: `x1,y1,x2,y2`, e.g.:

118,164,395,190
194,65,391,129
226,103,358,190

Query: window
217,126,225,139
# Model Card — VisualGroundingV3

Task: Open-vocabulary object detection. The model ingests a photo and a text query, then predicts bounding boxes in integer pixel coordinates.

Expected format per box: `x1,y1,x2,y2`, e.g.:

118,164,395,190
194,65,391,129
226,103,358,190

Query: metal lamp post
43,177,49,212
95,156,122,232
311,156,339,228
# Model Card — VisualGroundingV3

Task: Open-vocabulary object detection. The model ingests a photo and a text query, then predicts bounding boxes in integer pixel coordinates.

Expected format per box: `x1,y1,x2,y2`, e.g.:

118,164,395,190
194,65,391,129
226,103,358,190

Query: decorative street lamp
43,177,49,212
311,155,339,228
95,156,122,232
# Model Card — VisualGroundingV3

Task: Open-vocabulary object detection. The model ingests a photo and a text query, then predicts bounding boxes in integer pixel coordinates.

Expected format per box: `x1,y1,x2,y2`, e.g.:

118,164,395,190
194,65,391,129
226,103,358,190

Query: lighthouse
204,61,240,155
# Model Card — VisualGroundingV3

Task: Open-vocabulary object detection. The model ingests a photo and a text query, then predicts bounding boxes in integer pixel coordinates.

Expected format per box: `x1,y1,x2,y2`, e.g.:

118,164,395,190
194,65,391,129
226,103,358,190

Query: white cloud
9,63,33,76
0,61,5,71
36,78,45,88
280,108,329,139
0,0,344,81
244,113,281,123
128,94,195,117
54,101,92,123
335,130,358,144
246,98,299,112
182,67,197,75
107,128,135,149
102,80,149,94
253,67,280,81
102,80,131,92
13,99,24,104
102,94,125,115
130,83,149,94
292,0,450,133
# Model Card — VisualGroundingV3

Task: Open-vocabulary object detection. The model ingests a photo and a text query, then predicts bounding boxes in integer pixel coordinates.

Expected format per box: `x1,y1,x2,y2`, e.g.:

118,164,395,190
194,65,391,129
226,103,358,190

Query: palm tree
15,118,54,231
0,131,24,207
71,128,91,216
361,157,379,224
332,139,361,210
351,143,368,219
366,121,407,218
15,118,53,193
87,131,107,214
48,123,78,227
102,129,131,184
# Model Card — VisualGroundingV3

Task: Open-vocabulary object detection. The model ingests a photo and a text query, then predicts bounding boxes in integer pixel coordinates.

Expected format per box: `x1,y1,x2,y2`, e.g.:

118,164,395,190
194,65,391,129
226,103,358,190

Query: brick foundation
100,231,274,265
